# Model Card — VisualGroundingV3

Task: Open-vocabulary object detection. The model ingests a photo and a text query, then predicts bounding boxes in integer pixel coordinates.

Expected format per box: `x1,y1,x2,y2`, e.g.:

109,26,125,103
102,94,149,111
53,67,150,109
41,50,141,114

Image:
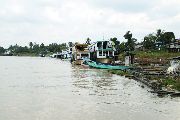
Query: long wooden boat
86,60,131,70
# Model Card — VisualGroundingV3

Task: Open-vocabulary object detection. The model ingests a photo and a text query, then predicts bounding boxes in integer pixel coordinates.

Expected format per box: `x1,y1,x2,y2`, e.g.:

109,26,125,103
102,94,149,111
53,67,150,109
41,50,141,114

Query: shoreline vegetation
0,42,68,57
108,69,180,91
108,51,180,96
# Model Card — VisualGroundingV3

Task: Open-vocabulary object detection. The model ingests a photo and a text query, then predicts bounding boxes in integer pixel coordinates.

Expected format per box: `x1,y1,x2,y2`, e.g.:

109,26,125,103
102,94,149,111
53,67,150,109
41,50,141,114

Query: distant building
135,44,143,51
155,41,163,50
3,50,13,56
168,39,180,52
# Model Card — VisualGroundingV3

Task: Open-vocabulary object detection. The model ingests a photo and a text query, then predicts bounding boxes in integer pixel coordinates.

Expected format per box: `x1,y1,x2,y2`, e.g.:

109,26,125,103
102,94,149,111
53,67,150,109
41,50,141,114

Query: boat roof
75,44,89,47
96,40,109,42
98,48,114,51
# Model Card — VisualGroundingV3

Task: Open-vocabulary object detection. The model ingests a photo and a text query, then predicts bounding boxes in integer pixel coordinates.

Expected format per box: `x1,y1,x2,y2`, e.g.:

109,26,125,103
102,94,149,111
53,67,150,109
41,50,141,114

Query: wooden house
88,41,116,63
168,39,180,52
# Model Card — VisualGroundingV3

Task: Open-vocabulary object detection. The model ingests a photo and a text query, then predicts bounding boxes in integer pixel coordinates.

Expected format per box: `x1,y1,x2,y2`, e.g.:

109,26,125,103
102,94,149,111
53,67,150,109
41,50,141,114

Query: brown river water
0,56,180,120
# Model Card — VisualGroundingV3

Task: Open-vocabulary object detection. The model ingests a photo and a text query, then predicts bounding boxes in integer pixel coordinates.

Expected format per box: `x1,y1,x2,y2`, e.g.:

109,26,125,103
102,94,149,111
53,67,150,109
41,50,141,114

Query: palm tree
29,42,33,49
124,31,136,51
86,38,91,45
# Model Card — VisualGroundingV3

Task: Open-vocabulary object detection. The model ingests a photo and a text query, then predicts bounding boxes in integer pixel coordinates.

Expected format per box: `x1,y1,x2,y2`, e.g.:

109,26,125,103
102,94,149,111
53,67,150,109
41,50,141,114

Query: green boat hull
86,61,130,70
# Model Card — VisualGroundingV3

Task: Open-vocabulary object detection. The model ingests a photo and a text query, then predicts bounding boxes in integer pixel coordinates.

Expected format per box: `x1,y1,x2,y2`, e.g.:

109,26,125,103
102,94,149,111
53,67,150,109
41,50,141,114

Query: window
109,51,112,56
97,42,102,49
103,41,107,49
81,54,89,58
99,51,102,56
103,51,106,56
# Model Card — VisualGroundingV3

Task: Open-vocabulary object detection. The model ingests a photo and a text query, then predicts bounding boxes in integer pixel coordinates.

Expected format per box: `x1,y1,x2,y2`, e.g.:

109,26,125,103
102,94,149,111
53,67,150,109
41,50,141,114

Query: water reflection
71,66,120,96
71,65,180,120
71,65,139,98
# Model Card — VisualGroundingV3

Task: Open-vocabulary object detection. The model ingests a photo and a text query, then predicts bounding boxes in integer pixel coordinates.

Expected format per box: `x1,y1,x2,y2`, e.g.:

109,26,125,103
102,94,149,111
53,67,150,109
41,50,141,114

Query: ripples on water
0,56,180,120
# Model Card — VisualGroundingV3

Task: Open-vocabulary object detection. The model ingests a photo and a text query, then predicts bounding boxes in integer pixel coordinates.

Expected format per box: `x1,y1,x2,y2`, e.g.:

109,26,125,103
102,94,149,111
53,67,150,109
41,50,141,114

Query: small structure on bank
88,41,116,64
72,43,90,65
168,39,180,52
167,56,180,75
155,41,163,50
125,51,135,66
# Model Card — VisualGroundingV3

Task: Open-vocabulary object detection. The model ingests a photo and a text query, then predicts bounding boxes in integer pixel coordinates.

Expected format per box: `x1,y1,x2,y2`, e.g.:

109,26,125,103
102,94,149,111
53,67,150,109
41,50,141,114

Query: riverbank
116,51,180,93
0,52,52,57
15,53,38,56
0,53,37,57
108,68,180,96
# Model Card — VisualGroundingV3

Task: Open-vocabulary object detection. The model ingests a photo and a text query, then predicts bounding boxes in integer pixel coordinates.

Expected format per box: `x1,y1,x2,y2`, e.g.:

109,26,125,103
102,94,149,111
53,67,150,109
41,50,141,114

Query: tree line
0,29,177,55
0,42,68,56
113,29,176,53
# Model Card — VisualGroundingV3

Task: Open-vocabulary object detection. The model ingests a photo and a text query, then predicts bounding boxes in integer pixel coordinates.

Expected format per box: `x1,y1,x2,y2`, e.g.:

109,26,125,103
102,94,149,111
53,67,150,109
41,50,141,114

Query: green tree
29,42,33,49
40,43,45,49
155,29,175,49
15,46,29,53
86,38,91,45
156,29,163,38
47,43,67,53
143,34,156,50
59,43,68,51
156,29,165,44
0,46,5,54
68,42,73,47
7,44,29,55
163,32,175,45
110,37,120,45
119,42,126,53
32,43,40,53
8,44,19,53
110,37,120,53
124,31,136,51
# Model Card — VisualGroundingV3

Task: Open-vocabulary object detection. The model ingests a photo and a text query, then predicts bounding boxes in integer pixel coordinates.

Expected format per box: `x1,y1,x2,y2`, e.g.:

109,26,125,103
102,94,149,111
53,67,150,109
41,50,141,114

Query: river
0,56,179,120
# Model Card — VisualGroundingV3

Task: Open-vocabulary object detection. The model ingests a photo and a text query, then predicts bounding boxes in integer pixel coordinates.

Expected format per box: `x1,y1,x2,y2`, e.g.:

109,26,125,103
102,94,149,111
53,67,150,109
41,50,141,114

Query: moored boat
72,43,90,65
86,60,131,70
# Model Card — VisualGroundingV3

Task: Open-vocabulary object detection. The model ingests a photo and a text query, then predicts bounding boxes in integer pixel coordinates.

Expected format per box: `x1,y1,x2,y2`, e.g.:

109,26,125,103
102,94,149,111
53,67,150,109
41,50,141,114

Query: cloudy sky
0,0,180,47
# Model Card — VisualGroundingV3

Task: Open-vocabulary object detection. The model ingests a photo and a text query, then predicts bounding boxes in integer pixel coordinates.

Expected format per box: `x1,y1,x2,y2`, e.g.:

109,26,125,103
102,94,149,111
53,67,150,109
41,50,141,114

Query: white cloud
0,0,180,47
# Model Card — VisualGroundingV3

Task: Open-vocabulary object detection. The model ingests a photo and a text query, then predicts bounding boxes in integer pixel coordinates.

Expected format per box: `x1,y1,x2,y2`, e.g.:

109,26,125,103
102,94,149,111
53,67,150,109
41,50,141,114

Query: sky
0,0,180,48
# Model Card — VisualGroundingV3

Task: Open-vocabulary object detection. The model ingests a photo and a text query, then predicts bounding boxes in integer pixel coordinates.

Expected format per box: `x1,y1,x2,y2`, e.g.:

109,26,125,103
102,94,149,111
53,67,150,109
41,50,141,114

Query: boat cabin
60,50,72,59
72,43,90,65
88,41,116,63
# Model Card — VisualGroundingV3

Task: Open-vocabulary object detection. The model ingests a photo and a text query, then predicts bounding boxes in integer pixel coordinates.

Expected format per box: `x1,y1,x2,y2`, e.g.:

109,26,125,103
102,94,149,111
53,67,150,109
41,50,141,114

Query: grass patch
118,51,180,61
162,77,180,91
135,51,180,59
108,69,130,76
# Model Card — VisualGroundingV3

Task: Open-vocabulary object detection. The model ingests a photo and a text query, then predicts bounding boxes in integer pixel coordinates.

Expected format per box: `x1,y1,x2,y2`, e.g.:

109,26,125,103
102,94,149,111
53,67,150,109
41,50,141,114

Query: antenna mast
103,33,104,41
